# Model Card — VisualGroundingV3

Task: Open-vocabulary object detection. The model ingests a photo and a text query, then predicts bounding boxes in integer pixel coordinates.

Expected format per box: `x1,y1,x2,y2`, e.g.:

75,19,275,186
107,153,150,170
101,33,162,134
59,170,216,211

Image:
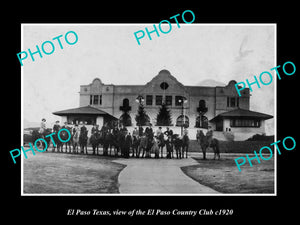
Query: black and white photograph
21,24,275,195
6,5,298,223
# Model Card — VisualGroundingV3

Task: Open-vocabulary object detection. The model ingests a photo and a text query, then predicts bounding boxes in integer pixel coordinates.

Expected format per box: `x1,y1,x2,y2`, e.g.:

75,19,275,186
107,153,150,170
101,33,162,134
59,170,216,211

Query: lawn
23,152,126,194
181,156,275,194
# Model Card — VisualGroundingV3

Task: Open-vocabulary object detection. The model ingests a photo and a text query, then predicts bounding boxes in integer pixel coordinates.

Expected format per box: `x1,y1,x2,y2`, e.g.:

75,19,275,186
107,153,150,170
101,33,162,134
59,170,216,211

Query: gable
141,70,189,96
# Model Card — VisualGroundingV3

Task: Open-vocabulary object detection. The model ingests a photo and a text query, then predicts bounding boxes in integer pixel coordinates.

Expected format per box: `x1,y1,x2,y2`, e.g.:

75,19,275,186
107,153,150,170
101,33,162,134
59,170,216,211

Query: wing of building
53,69,273,140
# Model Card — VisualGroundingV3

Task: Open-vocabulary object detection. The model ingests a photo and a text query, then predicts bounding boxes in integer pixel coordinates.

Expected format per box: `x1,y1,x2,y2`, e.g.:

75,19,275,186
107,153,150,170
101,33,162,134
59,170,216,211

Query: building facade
54,69,273,140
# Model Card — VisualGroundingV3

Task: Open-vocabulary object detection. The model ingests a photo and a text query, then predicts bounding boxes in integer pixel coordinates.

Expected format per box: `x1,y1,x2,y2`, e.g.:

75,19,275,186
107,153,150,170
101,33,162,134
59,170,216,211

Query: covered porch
53,105,118,136
209,108,273,141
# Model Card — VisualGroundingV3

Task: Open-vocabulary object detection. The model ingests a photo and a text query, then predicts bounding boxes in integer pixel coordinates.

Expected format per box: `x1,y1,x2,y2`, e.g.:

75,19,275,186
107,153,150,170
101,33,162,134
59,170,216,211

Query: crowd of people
36,118,190,159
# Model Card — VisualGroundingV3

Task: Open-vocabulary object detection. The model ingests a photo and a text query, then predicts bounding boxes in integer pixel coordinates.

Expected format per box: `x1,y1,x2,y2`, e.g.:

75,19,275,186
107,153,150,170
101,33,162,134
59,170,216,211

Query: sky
22,24,275,134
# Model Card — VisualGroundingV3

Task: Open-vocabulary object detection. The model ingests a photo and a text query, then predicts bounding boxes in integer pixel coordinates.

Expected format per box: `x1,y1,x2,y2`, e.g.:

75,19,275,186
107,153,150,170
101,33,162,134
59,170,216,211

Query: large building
53,69,273,140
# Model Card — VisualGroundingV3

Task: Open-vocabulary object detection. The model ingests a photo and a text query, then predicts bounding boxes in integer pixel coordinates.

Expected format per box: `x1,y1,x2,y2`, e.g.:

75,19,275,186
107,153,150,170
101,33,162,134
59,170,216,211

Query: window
67,115,96,125
90,95,102,105
195,115,208,128
120,98,131,112
165,96,172,106
93,95,99,104
123,98,129,107
156,95,163,105
146,95,153,106
160,82,169,90
230,119,261,127
227,97,239,107
176,115,189,127
230,97,235,107
99,95,102,105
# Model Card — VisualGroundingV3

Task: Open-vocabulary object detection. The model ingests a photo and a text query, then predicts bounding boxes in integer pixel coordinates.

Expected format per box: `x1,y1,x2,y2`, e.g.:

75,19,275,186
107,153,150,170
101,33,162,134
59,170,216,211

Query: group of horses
31,126,221,160
88,128,191,159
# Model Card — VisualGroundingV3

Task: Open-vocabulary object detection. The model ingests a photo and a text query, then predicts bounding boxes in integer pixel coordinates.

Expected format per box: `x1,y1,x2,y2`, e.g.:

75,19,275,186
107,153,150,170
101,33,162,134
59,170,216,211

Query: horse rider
80,121,87,133
91,123,98,135
164,127,173,138
53,120,60,134
39,118,47,137
132,127,139,138
61,121,70,130
156,127,162,137
183,127,189,136
206,127,213,147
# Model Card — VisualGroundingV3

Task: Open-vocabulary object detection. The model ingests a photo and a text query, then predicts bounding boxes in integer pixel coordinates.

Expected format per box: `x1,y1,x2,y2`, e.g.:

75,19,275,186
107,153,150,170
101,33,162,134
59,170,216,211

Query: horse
90,130,101,155
109,131,119,156
197,130,220,160
165,135,173,159
132,135,140,157
103,131,113,156
110,129,122,157
50,129,64,153
72,128,80,154
79,129,88,154
206,130,220,160
138,135,148,158
197,130,209,159
182,133,189,158
59,127,73,153
31,128,52,152
173,134,183,159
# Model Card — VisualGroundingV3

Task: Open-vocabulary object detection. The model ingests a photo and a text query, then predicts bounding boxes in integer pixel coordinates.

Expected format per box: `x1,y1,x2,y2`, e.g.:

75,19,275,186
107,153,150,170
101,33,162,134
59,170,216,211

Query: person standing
123,130,132,158
165,135,173,159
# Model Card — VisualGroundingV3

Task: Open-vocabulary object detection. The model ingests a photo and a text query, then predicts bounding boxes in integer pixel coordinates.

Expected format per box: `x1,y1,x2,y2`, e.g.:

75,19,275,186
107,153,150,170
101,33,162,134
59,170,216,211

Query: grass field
181,156,275,194
23,144,275,194
23,152,125,194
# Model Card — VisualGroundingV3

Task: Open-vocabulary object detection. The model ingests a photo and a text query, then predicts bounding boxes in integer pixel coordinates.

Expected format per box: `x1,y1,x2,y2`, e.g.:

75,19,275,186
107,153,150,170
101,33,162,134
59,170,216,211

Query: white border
20,23,277,196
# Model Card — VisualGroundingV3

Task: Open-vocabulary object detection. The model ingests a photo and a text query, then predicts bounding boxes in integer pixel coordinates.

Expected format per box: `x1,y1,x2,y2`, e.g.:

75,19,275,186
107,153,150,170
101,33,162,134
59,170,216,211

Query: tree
156,103,173,126
120,112,132,126
119,98,132,127
135,104,150,126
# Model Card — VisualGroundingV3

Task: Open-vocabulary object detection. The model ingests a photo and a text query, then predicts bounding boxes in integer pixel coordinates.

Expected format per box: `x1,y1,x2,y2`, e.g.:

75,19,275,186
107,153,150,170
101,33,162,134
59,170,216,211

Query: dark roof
210,108,273,122
53,105,116,117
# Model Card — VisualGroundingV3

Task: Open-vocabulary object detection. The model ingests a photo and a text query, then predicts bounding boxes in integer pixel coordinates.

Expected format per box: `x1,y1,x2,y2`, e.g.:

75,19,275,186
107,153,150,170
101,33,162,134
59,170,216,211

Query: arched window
195,115,208,128
176,115,189,128
120,98,131,112
123,98,129,106
197,100,208,114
